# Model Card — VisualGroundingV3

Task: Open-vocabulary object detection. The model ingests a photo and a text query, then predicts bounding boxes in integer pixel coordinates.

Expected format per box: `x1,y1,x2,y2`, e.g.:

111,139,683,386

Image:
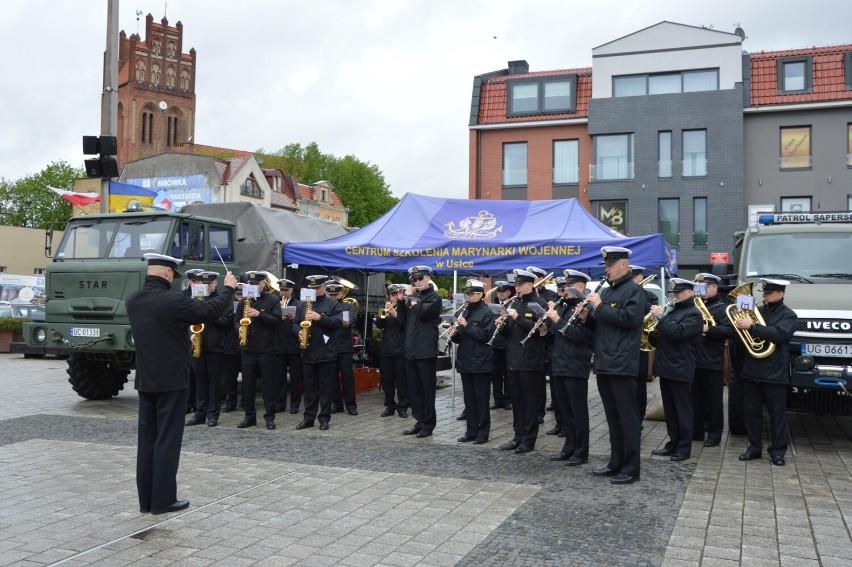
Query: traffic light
83,135,119,178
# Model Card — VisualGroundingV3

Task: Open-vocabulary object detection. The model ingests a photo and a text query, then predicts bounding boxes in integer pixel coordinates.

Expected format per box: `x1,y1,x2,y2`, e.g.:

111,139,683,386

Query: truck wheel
727,371,746,435
67,353,130,400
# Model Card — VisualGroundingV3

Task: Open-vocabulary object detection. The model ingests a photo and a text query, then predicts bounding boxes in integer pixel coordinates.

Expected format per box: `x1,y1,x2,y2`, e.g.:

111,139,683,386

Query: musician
183,269,204,415
586,246,645,484
527,265,554,426
128,253,237,515
327,281,358,415
544,286,594,466
236,271,282,430
450,279,496,444
401,265,443,438
497,268,549,454
296,275,343,431
374,284,409,417
648,278,703,462
275,279,304,415
489,281,513,411
692,273,729,447
631,265,659,423
186,271,232,427
221,283,243,413
734,278,797,466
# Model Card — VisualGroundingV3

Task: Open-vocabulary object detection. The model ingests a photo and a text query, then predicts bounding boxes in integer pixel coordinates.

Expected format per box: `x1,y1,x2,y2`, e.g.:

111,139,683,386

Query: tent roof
285,194,676,274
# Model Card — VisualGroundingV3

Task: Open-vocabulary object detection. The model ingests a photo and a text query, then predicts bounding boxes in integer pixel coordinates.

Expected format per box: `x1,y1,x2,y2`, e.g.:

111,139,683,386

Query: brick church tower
115,14,196,167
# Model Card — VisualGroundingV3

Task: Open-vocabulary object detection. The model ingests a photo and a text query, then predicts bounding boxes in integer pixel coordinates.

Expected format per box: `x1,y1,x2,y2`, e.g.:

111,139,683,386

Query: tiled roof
182,144,253,158
224,156,252,182
297,183,314,201
750,44,852,106
477,67,592,124
270,191,298,210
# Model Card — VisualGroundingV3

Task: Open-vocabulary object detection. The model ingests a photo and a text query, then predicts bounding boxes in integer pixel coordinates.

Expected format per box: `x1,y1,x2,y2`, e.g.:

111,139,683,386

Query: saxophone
299,299,312,350
190,292,205,358
238,296,252,347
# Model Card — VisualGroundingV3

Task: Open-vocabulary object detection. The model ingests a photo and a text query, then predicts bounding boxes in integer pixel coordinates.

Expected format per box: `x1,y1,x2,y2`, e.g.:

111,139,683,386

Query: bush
0,317,29,333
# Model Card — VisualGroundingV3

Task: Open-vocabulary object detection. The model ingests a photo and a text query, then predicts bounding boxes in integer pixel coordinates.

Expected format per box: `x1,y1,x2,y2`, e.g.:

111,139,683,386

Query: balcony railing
779,156,813,169
682,157,707,177
658,160,673,178
589,161,634,181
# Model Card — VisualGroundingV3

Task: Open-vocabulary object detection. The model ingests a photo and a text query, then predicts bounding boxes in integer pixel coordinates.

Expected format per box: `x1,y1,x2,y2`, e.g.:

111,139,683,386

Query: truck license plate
801,343,852,358
70,327,100,338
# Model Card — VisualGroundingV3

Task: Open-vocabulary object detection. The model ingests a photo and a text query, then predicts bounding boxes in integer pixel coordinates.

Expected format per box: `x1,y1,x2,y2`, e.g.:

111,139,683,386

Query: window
315,213,320,218
141,111,154,144
507,75,577,116
592,134,633,181
240,177,263,199
658,131,672,178
847,53,852,90
0,266,6,273
780,126,812,169
180,69,190,90
33,268,45,276
167,42,176,58
847,124,852,167
778,58,812,93
613,69,719,97
682,130,707,177
659,199,680,248
553,140,579,184
166,66,175,88
173,222,205,261
151,63,160,84
321,189,327,202
209,227,234,263
781,196,811,212
135,61,145,81
503,143,527,186
152,39,161,55
848,195,852,210
693,198,708,248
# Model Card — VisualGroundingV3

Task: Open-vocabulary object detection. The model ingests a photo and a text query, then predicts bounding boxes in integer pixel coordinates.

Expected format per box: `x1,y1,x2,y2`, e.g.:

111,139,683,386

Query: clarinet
442,303,469,356
557,275,608,336
486,296,520,347
520,296,567,347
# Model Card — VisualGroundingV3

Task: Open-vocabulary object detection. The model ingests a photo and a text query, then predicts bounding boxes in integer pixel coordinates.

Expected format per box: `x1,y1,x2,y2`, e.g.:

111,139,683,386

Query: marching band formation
181,244,798,485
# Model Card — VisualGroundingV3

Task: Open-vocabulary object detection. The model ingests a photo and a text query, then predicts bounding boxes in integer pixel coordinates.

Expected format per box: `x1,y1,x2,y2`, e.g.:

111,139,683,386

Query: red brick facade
115,14,196,168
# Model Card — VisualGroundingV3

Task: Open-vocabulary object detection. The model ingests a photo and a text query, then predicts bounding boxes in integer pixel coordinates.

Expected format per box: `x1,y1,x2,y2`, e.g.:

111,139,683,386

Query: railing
682,156,707,177
589,161,634,181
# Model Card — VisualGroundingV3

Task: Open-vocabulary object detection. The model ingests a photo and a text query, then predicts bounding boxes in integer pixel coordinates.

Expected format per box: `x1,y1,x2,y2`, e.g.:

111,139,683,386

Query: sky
1,0,851,199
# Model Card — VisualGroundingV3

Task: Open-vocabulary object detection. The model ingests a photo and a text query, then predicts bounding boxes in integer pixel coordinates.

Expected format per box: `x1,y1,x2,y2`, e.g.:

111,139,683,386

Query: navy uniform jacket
277,296,303,355
335,300,356,354
544,300,595,379
236,290,282,354
651,300,704,383
402,287,443,360
374,302,406,358
590,274,645,377
198,289,234,354
503,291,548,372
127,275,235,393
296,293,343,364
727,299,797,384
451,299,496,374
696,294,731,371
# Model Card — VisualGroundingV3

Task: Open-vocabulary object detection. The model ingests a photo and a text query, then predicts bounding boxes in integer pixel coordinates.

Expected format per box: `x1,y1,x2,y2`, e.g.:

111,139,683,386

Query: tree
0,161,81,229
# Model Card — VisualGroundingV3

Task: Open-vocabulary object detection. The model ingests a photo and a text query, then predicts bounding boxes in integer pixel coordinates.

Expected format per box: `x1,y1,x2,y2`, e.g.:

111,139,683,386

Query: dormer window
778,57,812,94
321,189,327,202
507,75,577,116
845,53,852,90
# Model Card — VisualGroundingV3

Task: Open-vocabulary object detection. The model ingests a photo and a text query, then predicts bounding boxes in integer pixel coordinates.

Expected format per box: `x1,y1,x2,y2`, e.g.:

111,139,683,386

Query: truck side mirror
44,228,54,258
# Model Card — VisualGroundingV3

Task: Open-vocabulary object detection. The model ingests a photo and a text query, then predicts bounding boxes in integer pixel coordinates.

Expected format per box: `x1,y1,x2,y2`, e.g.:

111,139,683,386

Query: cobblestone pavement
0,353,851,566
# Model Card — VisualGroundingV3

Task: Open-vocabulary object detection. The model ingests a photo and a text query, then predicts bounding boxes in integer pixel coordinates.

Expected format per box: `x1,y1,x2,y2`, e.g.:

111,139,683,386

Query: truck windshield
56,218,172,259
744,232,852,280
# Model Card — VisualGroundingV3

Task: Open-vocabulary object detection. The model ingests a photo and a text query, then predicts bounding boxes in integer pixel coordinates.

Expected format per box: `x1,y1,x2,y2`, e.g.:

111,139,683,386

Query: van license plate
70,327,100,338
801,343,852,358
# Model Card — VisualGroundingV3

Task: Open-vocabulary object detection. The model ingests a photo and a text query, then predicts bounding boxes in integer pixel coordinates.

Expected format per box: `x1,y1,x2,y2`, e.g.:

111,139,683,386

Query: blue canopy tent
284,194,677,275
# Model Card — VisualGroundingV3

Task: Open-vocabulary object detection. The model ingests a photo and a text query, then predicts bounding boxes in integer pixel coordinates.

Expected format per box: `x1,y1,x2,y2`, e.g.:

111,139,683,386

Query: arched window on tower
135,60,145,81
151,63,160,84
166,66,176,88
167,42,176,58
180,69,190,90
153,39,161,55
173,117,178,146
141,111,154,144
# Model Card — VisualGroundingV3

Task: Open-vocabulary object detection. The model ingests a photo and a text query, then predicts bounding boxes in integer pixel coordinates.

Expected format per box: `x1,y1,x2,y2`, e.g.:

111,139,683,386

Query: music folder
526,303,546,317
488,304,509,316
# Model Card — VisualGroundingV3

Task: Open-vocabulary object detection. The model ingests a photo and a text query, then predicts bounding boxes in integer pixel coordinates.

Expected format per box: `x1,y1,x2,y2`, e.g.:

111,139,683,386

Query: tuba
336,276,360,313
725,282,775,359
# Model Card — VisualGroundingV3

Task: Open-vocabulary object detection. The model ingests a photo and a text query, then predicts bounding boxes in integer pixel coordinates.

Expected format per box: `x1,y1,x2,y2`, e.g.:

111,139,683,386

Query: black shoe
222,405,236,413
266,421,276,430
473,438,488,445
670,454,690,462
207,419,218,427
549,451,571,461
456,411,467,421
566,456,587,467
185,407,196,415
381,408,395,417
415,430,432,438
347,408,358,416
514,444,532,454
703,439,721,447
319,422,329,431
296,420,314,430
651,448,673,456
503,403,512,410
331,406,344,414
537,416,544,424
739,451,761,461
499,440,519,451
151,500,190,515
545,404,553,412
237,418,256,429
289,408,299,414
185,416,205,426
139,506,150,513
403,426,421,436
398,410,408,418
771,455,786,466
557,430,566,438
545,427,561,436
457,434,475,443
610,474,639,485
490,403,501,410
592,466,617,477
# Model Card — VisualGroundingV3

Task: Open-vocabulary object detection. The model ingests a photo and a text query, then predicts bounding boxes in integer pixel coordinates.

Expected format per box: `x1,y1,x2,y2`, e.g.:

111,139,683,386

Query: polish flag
49,186,101,207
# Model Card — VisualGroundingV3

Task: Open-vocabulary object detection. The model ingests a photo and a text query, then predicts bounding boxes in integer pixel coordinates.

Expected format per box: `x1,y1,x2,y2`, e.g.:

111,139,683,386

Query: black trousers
333,352,357,410
276,352,304,411
187,366,196,412
137,388,187,512
637,350,650,421
659,377,694,457
303,360,336,424
509,369,545,448
693,367,724,443
491,349,510,405
549,378,562,429
552,375,589,459
222,353,241,407
381,355,409,410
461,372,491,441
241,352,277,423
596,373,641,477
407,358,437,433
192,351,224,422
744,378,788,458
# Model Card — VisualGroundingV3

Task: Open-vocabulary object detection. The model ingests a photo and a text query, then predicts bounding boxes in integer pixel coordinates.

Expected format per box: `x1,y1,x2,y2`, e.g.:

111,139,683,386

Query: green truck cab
727,211,852,433
21,210,240,400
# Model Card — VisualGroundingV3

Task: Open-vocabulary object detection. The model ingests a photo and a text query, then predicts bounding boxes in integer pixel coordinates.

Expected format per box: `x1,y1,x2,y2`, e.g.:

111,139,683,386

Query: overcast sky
1,0,850,199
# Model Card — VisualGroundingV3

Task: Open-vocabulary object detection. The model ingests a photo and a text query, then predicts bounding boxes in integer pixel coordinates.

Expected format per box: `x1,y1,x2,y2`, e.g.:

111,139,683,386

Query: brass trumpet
725,282,775,359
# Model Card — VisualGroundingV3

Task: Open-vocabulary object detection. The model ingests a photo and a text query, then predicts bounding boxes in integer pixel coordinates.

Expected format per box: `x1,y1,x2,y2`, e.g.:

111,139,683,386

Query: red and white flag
49,186,101,207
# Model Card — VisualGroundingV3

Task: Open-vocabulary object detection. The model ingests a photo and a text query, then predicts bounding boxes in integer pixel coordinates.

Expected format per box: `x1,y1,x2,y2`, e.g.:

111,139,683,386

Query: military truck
19,209,240,399
727,211,852,434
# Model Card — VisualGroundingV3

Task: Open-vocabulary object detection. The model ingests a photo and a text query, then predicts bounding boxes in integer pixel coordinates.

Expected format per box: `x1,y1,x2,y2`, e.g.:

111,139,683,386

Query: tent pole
451,269,458,411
